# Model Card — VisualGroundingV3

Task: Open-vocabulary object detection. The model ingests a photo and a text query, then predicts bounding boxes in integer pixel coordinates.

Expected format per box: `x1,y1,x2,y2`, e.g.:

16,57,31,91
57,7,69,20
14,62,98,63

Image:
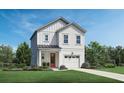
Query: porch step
52,68,59,71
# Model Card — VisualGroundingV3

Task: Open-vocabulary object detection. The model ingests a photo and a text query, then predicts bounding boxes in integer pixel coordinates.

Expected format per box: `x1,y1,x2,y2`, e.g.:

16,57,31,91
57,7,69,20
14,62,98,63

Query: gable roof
56,22,87,33
30,17,70,40
30,17,86,40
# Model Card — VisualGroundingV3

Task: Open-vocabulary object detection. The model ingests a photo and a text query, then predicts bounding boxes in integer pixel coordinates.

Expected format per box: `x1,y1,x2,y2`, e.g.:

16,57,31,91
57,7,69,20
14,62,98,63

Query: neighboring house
30,17,86,68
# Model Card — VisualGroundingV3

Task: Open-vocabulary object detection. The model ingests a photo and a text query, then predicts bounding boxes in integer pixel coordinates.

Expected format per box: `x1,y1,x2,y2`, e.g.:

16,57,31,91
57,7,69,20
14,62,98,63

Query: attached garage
63,55,80,68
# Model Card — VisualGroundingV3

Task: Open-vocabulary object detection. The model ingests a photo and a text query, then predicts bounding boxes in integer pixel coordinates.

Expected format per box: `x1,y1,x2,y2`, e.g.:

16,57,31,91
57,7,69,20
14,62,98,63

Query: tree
16,42,31,66
107,46,116,65
0,45,13,63
86,41,102,66
85,41,111,67
115,46,123,66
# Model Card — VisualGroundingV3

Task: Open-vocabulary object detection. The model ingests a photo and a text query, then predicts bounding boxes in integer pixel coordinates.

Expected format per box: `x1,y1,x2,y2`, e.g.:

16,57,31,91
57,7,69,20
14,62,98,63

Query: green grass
99,66,124,74
0,70,122,83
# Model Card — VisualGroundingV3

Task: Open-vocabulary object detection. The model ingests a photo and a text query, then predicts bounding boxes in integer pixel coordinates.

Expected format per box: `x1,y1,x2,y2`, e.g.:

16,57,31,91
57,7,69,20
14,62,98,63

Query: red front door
50,53,56,68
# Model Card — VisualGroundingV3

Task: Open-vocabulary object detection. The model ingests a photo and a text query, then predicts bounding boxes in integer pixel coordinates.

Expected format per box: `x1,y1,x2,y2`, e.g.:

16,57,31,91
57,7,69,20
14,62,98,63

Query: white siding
37,32,57,45
42,20,66,32
59,49,84,68
37,20,66,45
58,25,85,68
31,18,85,68
58,25,85,49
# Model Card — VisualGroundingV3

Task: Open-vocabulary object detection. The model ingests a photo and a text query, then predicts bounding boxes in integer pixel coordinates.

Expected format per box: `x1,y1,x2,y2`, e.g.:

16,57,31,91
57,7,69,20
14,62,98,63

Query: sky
0,9,124,50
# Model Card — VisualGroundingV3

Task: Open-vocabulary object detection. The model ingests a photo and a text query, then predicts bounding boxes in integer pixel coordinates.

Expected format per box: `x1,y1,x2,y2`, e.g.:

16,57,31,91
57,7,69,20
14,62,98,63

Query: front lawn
99,66,124,74
0,70,122,83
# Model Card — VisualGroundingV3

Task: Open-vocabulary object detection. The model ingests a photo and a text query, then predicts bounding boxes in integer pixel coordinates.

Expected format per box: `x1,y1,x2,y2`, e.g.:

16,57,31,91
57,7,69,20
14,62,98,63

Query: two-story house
30,17,86,68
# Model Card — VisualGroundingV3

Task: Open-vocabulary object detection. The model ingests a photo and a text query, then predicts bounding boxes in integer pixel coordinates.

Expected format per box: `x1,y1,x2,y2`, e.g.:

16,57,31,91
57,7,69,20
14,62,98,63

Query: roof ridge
56,22,86,33
36,17,70,31
30,17,70,40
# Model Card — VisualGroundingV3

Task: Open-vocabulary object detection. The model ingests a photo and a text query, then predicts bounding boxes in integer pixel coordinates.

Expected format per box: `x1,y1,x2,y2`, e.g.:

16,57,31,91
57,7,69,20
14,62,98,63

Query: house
30,17,86,68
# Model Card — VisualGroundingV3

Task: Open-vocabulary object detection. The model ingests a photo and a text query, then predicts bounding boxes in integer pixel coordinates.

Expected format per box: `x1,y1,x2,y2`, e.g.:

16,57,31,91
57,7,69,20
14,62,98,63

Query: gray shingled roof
38,45,60,48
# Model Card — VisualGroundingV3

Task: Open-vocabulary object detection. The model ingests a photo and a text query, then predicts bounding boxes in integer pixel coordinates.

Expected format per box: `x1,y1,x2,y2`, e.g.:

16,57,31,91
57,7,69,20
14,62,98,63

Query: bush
81,62,90,69
23,66,52,71
2,68,9,71
42,62,46,67
2,68,23,71
119,63,124,66
42,62,49,67
59,65,67,70
0,63,17,69
8,64,16,69
90,66,97,69
104,63,115,68
23,66,32,71
16,63,26,68
47,63,49,67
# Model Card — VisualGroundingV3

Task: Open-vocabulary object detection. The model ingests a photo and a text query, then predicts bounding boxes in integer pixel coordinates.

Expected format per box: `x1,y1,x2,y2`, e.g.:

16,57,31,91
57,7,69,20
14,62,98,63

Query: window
45,35,48,41
64,35,68,44
72,56,76,58
42,53,44,59
76,56,79,58
76,36,80,44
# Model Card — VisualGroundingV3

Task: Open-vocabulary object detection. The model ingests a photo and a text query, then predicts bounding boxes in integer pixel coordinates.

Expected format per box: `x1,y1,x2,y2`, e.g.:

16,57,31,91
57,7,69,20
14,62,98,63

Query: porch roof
37,45,60,48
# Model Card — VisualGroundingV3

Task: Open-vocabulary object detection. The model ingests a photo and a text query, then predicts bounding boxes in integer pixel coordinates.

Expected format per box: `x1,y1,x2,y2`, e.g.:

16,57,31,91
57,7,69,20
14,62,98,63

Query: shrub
16,63,26,68
2,68,9,71
81,62,90,69
2,68,23,71
42,62,49,67
23,66,32,71
30,67,41,71
23,66,52,71
42,62,50,69
119,63,124,66
104,63,115,68
10,68,23,71
42,62,46,67
47,63,49,67
59,65,67,70
8,64,16,69
90,66,97,69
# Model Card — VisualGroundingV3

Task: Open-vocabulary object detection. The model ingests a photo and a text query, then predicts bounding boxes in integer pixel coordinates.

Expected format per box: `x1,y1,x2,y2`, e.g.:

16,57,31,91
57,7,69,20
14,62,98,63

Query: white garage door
64,55,80,68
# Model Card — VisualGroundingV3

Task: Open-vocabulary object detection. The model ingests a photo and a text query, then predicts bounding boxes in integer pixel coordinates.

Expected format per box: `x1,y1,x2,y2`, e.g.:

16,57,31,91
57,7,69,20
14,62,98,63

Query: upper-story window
45,35,48,42
64,35,68,44
76,35,81,44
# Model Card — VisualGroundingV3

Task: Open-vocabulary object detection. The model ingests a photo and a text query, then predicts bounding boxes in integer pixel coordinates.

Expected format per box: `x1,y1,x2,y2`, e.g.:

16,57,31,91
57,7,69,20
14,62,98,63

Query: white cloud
0,10,40,37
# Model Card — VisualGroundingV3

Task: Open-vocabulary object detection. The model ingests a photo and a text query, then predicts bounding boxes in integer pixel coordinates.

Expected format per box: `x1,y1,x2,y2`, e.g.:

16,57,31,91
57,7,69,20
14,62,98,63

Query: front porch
37,47,60,68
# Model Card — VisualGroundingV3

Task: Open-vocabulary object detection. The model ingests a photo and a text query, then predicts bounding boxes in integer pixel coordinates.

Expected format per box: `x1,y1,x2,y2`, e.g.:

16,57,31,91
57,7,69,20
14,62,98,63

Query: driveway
71,68,124,82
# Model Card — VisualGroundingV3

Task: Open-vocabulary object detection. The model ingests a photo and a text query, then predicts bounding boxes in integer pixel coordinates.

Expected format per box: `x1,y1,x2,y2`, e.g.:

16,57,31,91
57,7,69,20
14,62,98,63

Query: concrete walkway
71,68,124,82
52,68,67,71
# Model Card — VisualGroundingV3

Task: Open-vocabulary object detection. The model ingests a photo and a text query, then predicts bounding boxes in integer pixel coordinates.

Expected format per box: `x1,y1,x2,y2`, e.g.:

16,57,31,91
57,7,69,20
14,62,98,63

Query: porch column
37,49,42,66
58,51,62,67
39,50,42,66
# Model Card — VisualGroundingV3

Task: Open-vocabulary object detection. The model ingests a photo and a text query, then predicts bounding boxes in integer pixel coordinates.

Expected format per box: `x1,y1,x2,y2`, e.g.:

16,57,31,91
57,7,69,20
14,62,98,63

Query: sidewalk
71,68,124,82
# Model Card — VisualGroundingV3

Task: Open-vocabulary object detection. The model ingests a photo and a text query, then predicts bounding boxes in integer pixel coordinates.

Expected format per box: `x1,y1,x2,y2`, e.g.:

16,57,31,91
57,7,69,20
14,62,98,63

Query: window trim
41,53,45,59
76,35,81,44
63,34,69,44
43,33,49,43
45,35,48,41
